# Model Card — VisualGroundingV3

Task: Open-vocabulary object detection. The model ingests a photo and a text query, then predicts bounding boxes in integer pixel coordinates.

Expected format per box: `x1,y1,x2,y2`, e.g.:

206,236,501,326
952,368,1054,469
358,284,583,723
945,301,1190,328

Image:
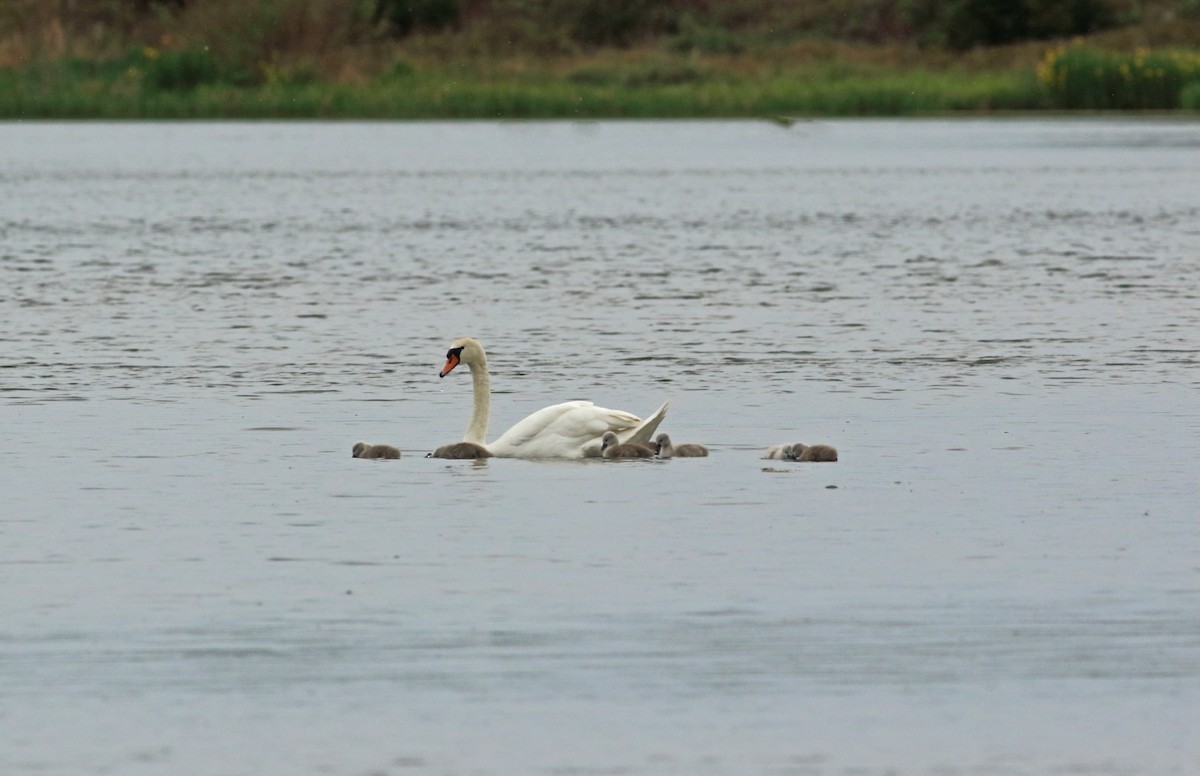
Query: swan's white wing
579,400,670,457
618,400,669,446
489,400,668,459
488,400,597,455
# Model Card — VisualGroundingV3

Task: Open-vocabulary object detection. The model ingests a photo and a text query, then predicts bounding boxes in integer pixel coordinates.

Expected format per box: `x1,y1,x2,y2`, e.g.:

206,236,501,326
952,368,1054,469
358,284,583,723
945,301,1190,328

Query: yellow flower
143,46,159,60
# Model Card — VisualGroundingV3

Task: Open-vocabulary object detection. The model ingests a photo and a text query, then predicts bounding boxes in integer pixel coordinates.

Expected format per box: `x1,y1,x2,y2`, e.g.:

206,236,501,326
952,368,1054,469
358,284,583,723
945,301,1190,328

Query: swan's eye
447,347,463,359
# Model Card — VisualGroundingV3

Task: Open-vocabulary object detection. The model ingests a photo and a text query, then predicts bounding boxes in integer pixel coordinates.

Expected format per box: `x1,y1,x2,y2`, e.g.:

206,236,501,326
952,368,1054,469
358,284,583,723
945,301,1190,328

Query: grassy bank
1,0,1199,118
0,57,1044,119
1038,44,1200,108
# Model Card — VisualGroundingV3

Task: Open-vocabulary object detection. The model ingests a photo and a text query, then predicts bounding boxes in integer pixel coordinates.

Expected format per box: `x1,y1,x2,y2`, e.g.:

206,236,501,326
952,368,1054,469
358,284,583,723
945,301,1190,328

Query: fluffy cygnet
352,442,401,459
426,441,493,459
600,431,655,459
762,442,838,461
654,433,708,458
762,444,794,460
793,443,838,462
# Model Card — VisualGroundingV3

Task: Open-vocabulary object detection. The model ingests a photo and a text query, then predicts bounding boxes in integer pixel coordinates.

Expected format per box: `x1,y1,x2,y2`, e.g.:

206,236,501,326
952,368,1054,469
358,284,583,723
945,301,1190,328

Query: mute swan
352,442,401,459
654,433,708,458
427,441,493,459
439,337,668,459
600,431,655,459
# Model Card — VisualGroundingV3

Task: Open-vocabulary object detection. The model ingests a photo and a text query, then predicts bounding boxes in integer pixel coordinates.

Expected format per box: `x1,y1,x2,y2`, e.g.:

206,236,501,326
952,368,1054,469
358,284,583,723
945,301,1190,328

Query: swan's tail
577,400,669,458
618,400,669,447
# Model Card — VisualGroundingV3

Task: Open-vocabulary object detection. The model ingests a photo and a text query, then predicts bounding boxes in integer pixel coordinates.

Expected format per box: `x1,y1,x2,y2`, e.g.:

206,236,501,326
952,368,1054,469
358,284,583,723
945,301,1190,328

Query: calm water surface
1,120,1197,775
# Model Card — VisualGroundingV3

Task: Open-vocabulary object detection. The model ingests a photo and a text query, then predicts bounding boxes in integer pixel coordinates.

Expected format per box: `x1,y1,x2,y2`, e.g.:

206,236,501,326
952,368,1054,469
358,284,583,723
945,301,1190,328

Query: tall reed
1037,45,1200,109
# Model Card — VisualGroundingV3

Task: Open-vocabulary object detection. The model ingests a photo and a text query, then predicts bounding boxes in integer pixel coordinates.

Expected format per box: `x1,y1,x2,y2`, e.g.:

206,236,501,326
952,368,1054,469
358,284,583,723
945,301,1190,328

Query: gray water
1,119,1197,775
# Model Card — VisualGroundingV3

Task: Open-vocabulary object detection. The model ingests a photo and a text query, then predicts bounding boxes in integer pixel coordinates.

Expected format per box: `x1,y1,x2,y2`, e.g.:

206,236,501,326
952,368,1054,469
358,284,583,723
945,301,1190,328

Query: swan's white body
439,337,668,459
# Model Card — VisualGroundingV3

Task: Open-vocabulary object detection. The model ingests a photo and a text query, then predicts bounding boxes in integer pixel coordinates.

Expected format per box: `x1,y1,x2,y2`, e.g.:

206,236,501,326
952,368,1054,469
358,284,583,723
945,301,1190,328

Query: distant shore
2,2,1198,119
0,66,1044,120
4,46,1199,120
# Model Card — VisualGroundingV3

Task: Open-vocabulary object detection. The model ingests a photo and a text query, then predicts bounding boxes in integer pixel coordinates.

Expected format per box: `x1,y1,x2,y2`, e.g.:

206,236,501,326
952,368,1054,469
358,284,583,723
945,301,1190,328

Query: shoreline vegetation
2,0,1199,120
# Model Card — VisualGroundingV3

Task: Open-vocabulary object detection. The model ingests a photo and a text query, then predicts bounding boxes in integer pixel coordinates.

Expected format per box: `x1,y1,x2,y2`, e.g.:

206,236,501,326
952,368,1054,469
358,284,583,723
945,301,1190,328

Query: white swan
439,337,668,459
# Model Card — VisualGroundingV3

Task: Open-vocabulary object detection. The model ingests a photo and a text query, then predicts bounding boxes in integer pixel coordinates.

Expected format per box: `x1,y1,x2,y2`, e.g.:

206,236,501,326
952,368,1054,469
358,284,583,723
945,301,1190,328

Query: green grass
1183,80,1200,109
1038,44,1200,108
3,0,1200,118
3,12,1198,119
0,61,1043,119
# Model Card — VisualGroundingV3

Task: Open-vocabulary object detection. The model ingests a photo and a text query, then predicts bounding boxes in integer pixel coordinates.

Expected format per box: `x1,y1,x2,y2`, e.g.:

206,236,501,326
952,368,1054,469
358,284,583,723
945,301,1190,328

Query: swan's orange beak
439,352,460,378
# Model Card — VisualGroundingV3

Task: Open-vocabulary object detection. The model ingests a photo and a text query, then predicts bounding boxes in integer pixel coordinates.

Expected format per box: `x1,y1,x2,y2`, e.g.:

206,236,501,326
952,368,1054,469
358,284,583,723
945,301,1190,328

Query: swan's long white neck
464,357,490,445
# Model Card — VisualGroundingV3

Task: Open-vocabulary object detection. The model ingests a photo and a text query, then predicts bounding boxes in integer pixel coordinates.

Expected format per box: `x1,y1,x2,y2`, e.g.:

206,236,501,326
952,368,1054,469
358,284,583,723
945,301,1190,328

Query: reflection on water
1,120,1197,775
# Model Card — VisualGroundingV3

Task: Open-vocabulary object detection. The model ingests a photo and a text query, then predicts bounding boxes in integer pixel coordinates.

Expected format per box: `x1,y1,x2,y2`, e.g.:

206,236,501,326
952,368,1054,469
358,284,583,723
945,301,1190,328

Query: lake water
1,119,1197,775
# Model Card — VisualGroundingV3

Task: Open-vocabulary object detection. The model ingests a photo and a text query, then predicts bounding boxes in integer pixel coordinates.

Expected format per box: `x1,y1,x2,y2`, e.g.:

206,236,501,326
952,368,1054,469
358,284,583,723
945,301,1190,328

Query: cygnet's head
601,431,619,450
352,441,368,458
